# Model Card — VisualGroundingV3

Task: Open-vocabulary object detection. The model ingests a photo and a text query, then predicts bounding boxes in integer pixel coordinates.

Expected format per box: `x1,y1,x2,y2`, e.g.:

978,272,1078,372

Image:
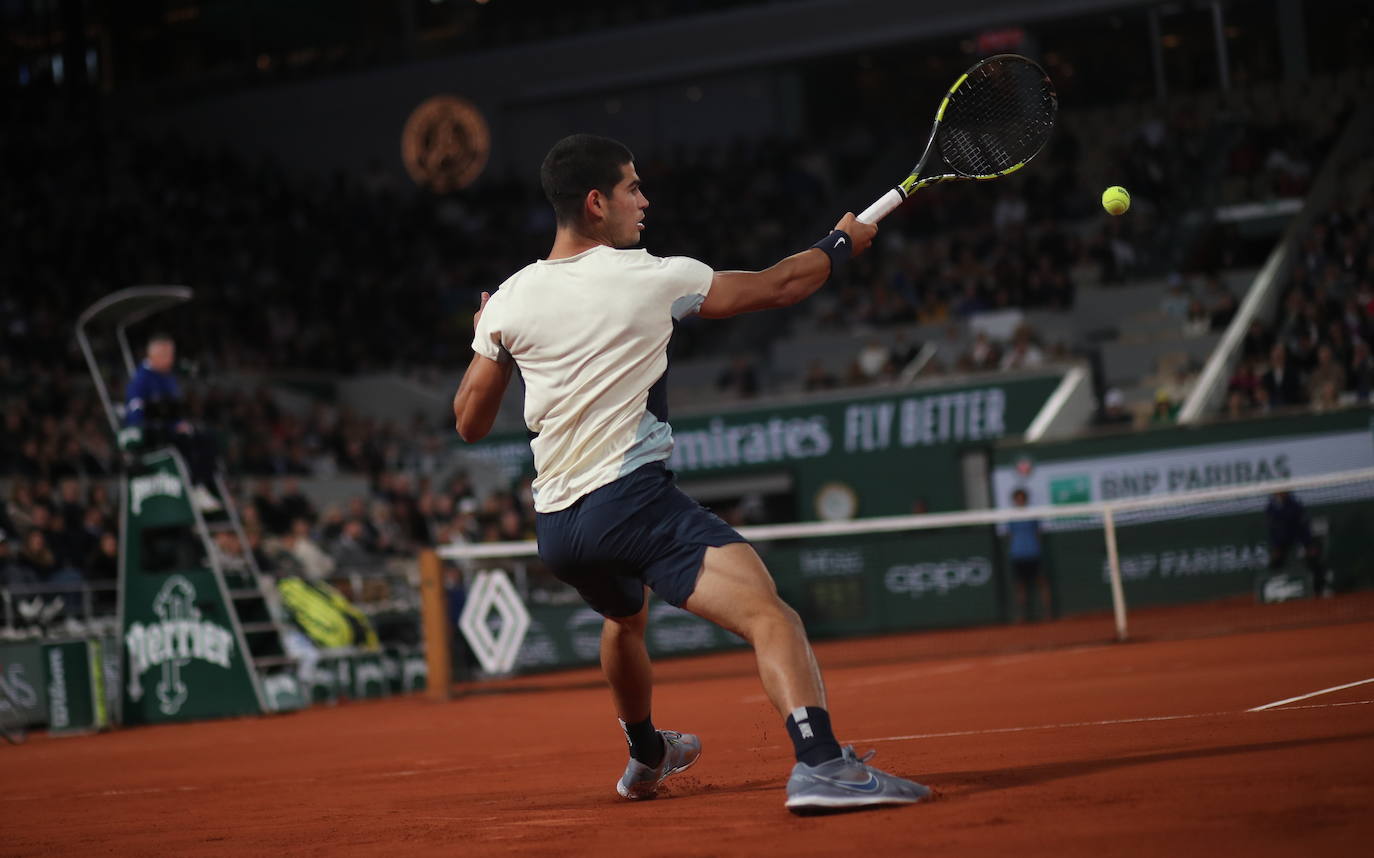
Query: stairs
203,473,297,679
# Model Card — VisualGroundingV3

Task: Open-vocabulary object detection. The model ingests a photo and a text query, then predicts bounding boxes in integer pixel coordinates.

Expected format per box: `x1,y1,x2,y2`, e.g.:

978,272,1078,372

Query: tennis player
453,134,930,813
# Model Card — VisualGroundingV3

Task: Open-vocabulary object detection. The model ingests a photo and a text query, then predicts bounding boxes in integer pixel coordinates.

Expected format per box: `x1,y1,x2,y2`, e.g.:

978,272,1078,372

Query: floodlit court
7,595,1373,857
5,1,1374,854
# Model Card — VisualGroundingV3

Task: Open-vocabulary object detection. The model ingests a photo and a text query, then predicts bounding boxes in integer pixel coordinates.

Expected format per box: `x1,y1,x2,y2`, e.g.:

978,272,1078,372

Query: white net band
438,467,1374,561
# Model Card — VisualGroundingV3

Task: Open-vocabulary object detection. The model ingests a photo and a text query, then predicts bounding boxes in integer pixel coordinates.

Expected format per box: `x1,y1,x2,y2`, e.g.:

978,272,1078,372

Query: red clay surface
6,595,1374,857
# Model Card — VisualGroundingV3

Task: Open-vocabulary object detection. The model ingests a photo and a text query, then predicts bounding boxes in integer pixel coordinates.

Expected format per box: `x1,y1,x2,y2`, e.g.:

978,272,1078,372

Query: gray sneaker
616,730,701,799
785,746,931,813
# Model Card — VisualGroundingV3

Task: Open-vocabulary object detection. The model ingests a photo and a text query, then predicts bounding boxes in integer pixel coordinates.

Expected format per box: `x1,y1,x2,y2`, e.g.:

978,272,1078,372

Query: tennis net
438,467,1374,654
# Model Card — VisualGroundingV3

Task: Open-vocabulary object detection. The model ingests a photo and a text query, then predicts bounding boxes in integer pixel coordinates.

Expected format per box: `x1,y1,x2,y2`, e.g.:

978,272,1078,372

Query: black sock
620,717,665,768
785,706,843,767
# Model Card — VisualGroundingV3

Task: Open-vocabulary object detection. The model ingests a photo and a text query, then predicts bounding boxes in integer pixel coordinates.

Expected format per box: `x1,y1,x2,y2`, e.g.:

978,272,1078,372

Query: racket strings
939,57,1056,178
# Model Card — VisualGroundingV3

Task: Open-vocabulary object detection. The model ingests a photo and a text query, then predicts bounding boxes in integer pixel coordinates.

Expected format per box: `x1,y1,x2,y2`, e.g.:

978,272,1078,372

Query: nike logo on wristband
835,237,847,246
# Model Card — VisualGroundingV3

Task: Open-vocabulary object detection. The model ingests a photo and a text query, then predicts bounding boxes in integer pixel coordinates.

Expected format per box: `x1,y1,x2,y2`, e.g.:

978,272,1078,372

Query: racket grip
857,188,904,224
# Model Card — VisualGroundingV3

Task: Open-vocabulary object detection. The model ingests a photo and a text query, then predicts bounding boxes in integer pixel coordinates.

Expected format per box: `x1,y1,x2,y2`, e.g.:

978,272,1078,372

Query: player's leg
601,591,653,726
579,573,700,799
682,542,824,714
567,578,666,771
602,596,703,799
683,542,929,812
536,472,704,801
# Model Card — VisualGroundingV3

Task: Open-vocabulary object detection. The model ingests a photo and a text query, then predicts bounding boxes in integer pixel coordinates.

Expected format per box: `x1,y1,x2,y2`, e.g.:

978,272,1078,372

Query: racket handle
857,188,904,225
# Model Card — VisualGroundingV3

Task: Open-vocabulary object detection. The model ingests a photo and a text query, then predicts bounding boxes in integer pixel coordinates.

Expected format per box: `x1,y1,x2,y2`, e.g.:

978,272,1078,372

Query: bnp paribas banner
463,372,1062,517
991,411,1374,610
1043,496,1374,613
991,428,1374,510
120,450,265,724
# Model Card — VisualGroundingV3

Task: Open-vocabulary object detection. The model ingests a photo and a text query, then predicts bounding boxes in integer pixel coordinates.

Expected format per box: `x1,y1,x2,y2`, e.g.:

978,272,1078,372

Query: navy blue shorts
535,463,746,618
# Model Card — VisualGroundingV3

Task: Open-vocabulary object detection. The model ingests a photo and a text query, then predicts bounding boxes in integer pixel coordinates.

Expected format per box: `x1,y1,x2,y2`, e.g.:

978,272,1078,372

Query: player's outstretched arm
699,213,876,319
454,291,515,442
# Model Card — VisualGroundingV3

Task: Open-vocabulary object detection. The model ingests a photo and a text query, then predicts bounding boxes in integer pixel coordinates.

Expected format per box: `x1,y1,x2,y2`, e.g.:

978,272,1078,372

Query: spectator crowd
0,464,538,630
3,71,1369,625
5,67,1357,429
0,373,452,483
1,476,118,614
1224,185,1374,417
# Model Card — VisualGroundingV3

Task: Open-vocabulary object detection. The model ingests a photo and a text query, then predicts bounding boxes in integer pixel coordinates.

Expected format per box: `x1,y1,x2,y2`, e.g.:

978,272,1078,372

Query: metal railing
0,580,119,637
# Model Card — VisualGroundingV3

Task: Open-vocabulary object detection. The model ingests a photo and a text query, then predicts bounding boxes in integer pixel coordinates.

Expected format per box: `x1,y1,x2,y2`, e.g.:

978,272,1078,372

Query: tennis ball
1102,186,1130,216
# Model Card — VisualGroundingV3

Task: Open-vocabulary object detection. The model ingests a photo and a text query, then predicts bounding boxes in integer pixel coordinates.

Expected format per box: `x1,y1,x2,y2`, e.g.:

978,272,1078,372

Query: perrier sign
120,450,265,724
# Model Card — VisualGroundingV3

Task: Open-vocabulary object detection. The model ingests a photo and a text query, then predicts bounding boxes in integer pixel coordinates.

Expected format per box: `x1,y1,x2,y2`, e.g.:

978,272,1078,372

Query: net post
1102,507,1129,641
418,549,454,701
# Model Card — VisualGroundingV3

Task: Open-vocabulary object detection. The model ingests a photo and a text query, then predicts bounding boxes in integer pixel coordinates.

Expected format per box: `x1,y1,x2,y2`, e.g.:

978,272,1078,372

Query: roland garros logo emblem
401,95,491,193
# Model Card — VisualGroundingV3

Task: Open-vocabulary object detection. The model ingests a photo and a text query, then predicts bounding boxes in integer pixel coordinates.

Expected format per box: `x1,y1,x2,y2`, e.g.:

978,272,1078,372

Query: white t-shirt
472,246,714,513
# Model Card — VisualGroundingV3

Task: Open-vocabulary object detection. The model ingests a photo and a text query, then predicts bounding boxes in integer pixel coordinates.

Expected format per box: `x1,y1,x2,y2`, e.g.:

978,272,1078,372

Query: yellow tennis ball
1102,186,1130,216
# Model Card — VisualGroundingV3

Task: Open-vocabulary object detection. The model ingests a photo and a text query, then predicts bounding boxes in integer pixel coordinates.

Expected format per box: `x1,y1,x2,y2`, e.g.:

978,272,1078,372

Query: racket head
933,54,1057,181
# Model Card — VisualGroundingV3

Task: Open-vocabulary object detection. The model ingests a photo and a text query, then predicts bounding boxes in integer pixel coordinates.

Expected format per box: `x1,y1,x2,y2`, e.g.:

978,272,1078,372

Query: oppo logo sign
885,558,993,597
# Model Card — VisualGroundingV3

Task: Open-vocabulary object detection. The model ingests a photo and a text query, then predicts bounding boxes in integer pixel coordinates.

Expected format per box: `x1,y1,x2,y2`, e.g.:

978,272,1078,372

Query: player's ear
585,188,605,223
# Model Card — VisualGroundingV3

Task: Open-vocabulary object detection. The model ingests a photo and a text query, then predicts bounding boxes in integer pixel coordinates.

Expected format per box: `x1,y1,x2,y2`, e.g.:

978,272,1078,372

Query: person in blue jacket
120,334,221,511
1006,488,1052,622
1265,491,1330,596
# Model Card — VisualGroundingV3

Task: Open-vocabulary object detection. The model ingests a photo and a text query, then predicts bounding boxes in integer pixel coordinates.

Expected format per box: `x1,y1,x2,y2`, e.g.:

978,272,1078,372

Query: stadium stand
2,63,1363,436
1,0,1370,662
660,68,1366,426
1220,152,1374,415
6,2,1374,850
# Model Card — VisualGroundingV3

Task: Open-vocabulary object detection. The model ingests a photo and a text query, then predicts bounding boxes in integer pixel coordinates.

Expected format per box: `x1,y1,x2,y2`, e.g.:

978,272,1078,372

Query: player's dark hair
1012,488,1029,503
540,134,634,226
146,332,174,349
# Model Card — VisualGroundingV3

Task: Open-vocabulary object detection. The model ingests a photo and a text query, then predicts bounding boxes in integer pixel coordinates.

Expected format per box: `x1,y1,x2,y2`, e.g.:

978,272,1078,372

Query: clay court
6,595,1374,857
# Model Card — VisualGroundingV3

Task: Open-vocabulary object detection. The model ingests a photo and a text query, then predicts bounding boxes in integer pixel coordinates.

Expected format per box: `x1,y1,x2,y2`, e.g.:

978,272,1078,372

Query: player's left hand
474,291,491,328
174,420,193,435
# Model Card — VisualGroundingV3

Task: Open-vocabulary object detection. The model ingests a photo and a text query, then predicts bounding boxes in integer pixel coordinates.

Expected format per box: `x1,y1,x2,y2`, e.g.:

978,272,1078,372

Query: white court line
745,699,1374,751
745,645,1115,704
852,712,1226,744
843,662,974,690
1247,677,1374,712
848,699,1374,746
740,661,976,702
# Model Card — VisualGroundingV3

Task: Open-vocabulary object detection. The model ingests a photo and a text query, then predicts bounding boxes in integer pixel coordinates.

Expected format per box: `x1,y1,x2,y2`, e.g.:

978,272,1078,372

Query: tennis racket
858,54,1057,224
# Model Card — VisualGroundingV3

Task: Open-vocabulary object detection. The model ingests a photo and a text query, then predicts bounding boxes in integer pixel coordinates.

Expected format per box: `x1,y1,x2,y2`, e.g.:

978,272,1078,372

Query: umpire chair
76,287,304,723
